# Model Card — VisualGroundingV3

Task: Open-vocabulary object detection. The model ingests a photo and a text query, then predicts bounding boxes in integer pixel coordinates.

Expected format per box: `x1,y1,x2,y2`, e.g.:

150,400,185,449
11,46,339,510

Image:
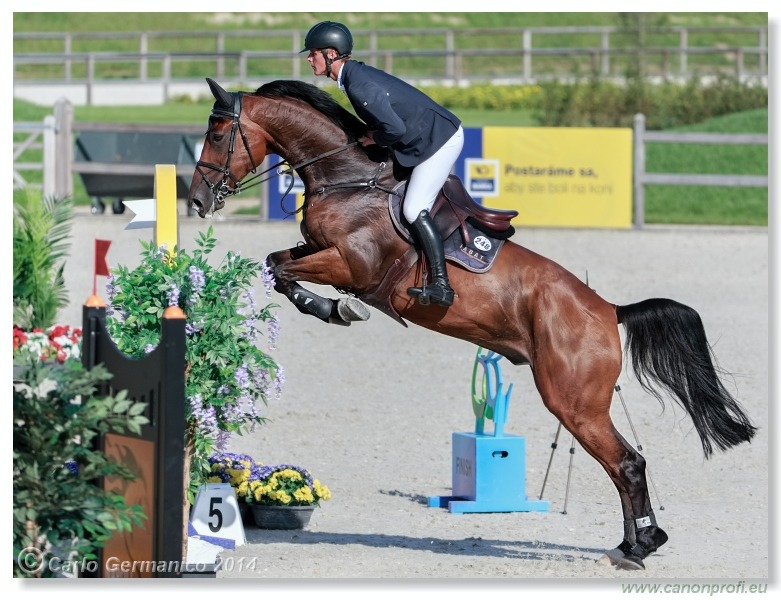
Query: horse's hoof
337,298,371,322
597,549,646,570
616,553,646,570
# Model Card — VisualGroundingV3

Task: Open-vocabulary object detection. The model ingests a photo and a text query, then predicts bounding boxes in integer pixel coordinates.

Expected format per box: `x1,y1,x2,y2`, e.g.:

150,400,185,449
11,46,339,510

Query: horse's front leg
266,245,370,326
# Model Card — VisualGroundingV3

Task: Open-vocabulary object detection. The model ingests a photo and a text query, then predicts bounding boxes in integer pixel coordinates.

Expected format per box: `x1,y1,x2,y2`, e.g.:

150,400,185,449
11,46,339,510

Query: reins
306,161,398,198
196,91,399,215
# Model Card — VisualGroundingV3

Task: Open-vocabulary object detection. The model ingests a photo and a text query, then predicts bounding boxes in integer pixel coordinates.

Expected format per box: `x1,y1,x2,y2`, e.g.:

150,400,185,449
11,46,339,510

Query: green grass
644,109,768,226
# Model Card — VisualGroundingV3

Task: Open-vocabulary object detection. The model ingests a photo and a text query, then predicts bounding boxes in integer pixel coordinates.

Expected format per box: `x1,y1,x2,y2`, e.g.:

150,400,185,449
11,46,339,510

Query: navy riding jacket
340,60,461,168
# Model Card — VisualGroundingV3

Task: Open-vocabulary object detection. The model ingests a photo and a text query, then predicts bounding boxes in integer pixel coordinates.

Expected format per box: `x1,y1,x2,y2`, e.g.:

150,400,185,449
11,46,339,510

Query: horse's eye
212,133,225,143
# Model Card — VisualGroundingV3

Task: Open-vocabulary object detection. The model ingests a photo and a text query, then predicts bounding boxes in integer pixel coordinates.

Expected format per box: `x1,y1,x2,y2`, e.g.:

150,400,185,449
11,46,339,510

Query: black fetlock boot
406,210,454,307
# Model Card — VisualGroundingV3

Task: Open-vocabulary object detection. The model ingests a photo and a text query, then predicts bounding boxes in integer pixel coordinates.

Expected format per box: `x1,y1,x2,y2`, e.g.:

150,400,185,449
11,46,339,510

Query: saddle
362,174,518,326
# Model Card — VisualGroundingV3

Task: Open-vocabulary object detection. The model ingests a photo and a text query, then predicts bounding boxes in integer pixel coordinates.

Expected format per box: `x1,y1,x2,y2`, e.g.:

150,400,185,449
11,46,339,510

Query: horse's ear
206,77,233,109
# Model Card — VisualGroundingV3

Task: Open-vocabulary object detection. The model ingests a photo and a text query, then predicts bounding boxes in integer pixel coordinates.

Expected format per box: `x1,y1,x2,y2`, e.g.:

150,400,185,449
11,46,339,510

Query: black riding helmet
300,21,353,56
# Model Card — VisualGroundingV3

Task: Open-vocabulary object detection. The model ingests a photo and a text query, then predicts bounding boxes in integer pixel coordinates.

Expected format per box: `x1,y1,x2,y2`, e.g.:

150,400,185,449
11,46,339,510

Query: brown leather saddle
362,175,518,326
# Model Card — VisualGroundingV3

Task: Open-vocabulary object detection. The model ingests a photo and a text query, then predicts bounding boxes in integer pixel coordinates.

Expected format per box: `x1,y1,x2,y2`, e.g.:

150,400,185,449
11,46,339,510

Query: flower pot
251,504,315,530
238,501,255,526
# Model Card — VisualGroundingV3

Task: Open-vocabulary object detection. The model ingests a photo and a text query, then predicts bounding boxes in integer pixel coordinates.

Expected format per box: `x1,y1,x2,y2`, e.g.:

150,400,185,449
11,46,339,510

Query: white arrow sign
123,198,156,230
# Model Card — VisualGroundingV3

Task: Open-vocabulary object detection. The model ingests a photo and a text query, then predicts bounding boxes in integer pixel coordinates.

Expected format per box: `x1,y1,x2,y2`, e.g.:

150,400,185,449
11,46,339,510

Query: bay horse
188,78,756,570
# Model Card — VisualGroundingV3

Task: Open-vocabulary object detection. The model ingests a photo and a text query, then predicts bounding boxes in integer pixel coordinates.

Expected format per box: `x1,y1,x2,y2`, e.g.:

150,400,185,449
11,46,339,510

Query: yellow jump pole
154,164,179,251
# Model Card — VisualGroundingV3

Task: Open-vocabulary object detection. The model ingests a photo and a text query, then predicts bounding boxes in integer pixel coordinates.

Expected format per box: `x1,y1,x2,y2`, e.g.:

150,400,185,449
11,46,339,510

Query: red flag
95,239,111,276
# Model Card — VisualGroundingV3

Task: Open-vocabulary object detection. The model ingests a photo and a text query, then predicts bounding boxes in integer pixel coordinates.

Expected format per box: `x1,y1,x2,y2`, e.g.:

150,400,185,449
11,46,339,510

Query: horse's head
188,78,268,218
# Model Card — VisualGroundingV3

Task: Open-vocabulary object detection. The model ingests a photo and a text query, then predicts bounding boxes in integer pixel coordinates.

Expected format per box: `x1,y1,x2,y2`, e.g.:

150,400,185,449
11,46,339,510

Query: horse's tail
616,298,756,458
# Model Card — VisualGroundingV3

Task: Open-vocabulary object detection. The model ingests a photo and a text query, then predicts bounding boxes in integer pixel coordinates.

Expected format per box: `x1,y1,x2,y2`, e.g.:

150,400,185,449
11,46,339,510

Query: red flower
14,325,83,363
13,327,28,349
49,325,68,338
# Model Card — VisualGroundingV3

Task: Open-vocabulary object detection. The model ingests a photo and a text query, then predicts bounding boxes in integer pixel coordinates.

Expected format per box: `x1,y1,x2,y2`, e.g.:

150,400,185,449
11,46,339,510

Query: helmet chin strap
319,49,347,78
320,49,334,78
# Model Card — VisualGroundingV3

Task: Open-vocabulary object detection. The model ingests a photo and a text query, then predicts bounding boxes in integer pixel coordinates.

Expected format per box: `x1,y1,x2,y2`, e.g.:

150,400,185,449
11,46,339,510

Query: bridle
195,90,398,214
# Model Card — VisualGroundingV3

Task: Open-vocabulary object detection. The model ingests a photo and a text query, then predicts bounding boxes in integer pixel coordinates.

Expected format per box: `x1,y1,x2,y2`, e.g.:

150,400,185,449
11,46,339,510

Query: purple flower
260,262,276,298
244,287,257,311
185,319,204,335
252,367,270,396
272,366,285,401
189,266,206,295
214,430,231,453
235,364,250,389
64,461,79,475
220,395,260,433
167,283,180,307
105,275,118,302
267,315,281,350
189,394,218,438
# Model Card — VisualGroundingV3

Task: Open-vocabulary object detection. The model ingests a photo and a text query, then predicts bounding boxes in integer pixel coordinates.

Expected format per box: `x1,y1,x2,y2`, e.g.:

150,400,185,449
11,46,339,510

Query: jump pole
154,164,179,250
123,163,179,251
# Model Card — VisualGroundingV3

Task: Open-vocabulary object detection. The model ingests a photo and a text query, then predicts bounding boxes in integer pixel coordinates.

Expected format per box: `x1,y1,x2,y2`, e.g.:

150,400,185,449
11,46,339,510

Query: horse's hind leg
533,341,667,569
266,246,370,326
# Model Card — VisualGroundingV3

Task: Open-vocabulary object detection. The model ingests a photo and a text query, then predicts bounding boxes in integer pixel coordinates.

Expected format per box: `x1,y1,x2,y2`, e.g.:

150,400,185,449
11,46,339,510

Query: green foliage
13,189,74,330
533,75,767,128
105,226,283,499
13,360,149,578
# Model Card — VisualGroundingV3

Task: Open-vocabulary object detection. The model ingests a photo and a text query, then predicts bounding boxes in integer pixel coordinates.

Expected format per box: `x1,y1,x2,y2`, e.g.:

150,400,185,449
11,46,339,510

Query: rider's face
307,49,336,77
306,49,325,76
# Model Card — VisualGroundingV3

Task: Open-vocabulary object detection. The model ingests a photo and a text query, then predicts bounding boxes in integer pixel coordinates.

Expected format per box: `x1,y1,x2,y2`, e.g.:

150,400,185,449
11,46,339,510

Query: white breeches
403,126,464,223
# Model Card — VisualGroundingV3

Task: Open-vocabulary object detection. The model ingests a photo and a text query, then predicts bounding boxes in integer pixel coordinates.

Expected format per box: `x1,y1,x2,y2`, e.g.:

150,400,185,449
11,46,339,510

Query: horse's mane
255,80,366,141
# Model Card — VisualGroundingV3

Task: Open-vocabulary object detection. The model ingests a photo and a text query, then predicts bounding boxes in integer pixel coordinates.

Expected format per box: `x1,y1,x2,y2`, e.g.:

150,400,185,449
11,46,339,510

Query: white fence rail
13,99,73,197
632,113,768,228
14,25,768,92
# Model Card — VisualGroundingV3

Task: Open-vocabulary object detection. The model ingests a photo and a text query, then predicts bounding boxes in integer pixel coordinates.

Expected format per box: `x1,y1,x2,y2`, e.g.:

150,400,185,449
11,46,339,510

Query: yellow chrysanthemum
276,469,302,482
293,487,314,503
313,480,332,501
252,487,265,502
228,467,250,486
269,490,291,504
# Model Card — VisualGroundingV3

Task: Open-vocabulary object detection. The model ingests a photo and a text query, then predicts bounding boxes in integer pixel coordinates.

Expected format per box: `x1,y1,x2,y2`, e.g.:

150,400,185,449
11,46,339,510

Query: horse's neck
250,96,365,186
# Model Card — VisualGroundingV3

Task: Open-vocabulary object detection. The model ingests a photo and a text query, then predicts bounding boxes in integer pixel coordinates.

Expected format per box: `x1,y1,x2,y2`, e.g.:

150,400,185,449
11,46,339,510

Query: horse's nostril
190,198,208,218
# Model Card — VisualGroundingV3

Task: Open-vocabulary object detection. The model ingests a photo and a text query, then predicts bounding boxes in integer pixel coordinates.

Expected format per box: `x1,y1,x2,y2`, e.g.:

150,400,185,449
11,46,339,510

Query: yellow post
154,164,179,251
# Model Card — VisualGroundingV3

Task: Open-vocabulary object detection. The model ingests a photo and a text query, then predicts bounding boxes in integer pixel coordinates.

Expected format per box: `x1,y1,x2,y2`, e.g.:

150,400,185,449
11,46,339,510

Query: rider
301,20,464,308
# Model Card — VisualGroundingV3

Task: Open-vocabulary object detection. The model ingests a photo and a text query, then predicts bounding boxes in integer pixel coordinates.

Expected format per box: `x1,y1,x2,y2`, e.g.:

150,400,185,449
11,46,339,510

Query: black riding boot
406,210,454,307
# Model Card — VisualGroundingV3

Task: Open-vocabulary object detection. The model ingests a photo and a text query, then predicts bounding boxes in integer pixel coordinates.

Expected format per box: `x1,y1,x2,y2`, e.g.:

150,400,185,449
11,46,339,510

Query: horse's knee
265,251,282,273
